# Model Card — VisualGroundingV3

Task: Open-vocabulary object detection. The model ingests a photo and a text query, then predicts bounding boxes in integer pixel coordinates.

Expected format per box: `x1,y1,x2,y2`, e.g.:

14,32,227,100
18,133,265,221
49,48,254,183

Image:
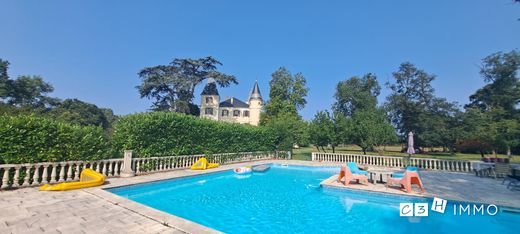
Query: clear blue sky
1,0,519,119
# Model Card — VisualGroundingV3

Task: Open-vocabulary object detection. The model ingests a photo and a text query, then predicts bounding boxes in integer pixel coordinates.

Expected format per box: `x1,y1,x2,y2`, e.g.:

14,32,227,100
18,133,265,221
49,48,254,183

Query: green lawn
292,145,520,163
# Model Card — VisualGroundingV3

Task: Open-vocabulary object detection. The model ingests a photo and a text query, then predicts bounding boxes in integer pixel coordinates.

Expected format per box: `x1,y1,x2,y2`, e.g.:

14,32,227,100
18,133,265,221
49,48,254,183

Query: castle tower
200,79,220,121
248,81,263,126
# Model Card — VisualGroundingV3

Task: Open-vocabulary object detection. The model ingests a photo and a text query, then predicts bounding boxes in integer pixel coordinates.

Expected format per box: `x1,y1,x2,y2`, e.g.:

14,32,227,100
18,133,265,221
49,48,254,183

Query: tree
465,50,520,155
350,108,397,154
418,98,462,153
458,108,495,157
309,111,333,152
263,67,308,121
330,112,350,153
385,62,454,149
49,99,111,129
137,56,237,114
333,73,381,117
8,75,57,108
309,111,350,153
0,59,11,101
492,119,520,157
467,50,520,119
263,113,308,151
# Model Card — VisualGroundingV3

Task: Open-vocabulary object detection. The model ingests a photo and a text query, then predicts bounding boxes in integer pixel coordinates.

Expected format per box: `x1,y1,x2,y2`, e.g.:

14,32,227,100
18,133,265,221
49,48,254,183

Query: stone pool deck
0,160,519,234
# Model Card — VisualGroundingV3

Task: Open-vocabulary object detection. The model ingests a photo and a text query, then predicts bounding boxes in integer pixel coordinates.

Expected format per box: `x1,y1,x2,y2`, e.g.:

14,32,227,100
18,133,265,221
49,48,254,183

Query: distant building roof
249,80,262,101
219,97,249,108
201,81,219,96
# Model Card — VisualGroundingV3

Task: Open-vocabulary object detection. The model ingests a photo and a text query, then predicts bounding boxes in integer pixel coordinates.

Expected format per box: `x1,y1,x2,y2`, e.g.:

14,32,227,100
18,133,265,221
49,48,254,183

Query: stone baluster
102,162,107,176
108,161,114,176
12,166,20,188
1,167,10,189
135,160,141,173
66,164,73,181
74,164,81,180
160,158,164,171
50,165,57,183
58,164,65,182
22,167,31,187
42,165,49,184
119,161,124,175
32,165,40,185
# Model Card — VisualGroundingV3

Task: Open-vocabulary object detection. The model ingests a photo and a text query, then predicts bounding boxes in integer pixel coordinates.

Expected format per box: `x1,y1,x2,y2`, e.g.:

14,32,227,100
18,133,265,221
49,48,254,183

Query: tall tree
0,59,11,101
263,67,309,120
465,50,520,155
137,56,237,114
385,62,445,148
333,73,381,117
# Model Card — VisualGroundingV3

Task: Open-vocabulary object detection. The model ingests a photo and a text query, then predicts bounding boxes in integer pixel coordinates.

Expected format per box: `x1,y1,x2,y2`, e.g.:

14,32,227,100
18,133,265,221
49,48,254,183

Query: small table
473,162,495,177
367,169,395,184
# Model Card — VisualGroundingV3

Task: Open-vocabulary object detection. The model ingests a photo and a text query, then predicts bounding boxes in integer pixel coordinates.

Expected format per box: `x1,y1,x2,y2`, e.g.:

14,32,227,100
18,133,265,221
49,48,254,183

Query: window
243,110,250,117
233,110,240,117
205,97,213,104
205,108,213,115
222,110,229,116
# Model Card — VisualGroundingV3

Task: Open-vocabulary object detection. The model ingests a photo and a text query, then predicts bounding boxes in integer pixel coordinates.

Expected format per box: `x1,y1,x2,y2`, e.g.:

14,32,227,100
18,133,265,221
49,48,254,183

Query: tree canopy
263,67,308,120
137,56,237,114
333,73,380,117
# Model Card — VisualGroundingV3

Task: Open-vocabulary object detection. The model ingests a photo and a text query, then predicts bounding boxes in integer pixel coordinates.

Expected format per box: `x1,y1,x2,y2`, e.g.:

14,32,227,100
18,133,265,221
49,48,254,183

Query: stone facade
200,80,263,126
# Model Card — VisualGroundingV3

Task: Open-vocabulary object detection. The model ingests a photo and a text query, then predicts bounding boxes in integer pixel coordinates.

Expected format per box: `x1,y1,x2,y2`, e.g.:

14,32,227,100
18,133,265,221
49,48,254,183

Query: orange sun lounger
337,166,369,185
386,171,425,193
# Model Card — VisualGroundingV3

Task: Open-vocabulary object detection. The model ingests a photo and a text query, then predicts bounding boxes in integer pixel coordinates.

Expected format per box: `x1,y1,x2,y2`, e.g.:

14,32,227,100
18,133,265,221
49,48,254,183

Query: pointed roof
201,79,219,96
249,81,262,101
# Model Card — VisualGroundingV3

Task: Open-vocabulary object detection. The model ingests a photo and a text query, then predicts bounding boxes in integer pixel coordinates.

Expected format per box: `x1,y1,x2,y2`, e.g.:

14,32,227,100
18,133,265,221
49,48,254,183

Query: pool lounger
252,165,270,172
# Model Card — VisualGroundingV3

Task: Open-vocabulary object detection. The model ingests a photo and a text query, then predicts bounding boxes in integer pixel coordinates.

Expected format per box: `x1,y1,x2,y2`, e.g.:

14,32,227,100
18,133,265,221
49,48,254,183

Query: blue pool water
108,164,520,234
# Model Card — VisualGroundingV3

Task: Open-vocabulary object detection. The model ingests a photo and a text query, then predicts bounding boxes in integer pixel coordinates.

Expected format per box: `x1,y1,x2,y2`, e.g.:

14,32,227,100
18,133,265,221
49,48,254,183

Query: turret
248,81,263,126
200,79,220,121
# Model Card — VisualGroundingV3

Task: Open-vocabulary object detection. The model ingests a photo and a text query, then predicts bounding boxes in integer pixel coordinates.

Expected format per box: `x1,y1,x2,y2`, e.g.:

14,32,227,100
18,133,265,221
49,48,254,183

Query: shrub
112,112,276,156
0,115,112,163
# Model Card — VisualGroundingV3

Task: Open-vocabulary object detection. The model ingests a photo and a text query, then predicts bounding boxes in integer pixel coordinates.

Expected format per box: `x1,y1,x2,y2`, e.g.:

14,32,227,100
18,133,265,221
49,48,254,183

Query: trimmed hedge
0,115,112,164
112,112,276,156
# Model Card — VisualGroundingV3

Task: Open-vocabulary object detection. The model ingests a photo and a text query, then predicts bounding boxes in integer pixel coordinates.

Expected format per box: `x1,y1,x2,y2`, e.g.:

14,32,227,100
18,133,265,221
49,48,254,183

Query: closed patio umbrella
407,132,415,155
405,132,415,167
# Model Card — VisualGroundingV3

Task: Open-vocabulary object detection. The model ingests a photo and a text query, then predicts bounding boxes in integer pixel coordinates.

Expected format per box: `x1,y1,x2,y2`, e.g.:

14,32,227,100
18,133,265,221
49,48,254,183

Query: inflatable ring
234,167,252,175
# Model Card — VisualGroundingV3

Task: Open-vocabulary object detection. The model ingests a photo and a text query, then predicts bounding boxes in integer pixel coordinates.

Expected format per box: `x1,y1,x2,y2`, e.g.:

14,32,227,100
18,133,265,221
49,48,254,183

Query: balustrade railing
0,151,285,190
0,159,123,190
311,152,473,172
132,151,279,174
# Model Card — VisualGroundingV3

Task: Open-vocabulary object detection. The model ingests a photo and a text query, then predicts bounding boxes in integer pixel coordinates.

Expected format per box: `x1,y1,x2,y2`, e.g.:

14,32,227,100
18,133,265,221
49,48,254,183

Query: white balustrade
0,151,284,190
311,152,475,173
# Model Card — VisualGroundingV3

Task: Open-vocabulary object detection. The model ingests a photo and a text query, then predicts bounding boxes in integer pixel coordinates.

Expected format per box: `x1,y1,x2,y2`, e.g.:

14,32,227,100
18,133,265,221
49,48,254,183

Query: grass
292,145,520,163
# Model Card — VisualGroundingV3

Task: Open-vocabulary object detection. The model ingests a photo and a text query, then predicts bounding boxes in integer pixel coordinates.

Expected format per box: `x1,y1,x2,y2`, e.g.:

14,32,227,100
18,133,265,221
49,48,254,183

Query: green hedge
0,115,112,164
112,112,276,156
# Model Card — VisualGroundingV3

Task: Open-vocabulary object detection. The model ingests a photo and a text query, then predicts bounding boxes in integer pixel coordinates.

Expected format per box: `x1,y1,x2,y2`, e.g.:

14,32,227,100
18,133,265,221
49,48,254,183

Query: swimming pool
108,164,520,234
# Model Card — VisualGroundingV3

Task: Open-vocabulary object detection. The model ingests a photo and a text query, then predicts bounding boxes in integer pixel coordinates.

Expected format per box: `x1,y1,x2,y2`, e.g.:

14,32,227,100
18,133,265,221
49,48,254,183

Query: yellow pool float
191,157,220,170
39,168,105,191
